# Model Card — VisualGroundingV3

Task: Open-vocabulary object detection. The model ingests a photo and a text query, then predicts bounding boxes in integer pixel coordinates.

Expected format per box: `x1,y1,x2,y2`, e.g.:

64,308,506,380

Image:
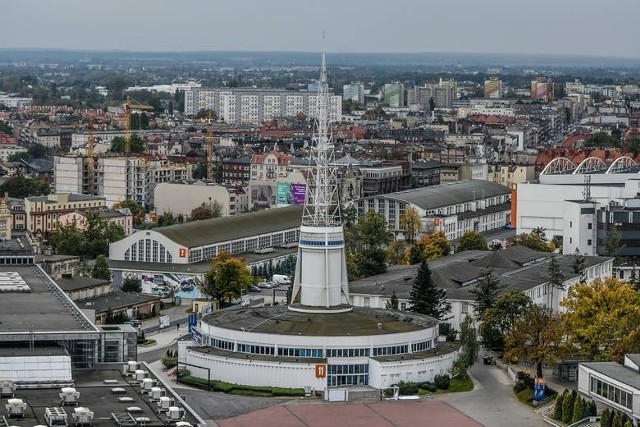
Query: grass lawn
138,339,157,346
448,376,474,392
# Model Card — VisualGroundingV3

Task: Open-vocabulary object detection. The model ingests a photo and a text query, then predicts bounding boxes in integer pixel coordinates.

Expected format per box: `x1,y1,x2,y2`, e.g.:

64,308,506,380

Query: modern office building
184,87,342,124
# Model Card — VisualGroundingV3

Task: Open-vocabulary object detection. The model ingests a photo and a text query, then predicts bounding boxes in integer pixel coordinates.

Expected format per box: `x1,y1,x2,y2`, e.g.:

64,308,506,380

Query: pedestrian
176,323,180,331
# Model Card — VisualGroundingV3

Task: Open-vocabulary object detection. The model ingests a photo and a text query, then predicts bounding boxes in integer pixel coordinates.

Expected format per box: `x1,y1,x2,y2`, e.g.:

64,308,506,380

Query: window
588,239,592,246
570,221,573,227
588,223,593,229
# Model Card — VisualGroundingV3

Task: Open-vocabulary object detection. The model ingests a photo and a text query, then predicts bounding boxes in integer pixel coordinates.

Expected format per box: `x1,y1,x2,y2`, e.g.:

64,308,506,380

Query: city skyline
2,0,639,59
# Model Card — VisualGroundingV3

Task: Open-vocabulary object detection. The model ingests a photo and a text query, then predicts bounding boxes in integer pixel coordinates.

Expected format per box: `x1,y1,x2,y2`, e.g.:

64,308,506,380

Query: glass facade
327,364,369,387
590,376,633,411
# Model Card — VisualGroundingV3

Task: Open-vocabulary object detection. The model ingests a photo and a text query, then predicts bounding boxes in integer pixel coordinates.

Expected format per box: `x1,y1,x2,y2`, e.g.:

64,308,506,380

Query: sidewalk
138,326,186,354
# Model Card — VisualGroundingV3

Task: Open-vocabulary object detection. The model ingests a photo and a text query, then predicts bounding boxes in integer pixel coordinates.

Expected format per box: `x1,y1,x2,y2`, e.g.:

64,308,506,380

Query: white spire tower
290,41,350,308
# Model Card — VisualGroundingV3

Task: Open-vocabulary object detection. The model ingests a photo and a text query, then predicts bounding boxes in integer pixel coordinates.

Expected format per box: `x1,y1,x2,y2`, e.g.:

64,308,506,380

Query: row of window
411,340,434,352
210,339,426,359
372,344,409,357
590,376,633,410
124,239,173,263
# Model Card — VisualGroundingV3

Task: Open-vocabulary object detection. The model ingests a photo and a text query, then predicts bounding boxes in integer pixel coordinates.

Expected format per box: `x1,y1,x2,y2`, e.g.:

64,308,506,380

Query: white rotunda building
179,51,459,393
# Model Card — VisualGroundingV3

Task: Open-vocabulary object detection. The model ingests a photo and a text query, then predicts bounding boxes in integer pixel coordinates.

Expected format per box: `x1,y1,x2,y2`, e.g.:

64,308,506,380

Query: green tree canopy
201,252,253,305
409,260,451,321
91,255,111,280
479,290,533,352
562,277,640,361
505,229,554,252
190,201,223,221
345,210,393,280
122,276,142,293
109,135,146,154
0,175,50,198
584,131,620,148
52,213,125,259
457,230,488,252
469,268,502,319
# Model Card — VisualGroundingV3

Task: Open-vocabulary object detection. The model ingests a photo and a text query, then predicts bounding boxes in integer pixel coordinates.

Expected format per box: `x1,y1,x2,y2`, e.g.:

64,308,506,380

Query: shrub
588,400,597,416
562,390,576,423
553,390,565,420
516,387,534,403
515,371,535,388
398,381,418,395
161,356,178,369
434,374,450,390
572,396,585,423
513,381,528,393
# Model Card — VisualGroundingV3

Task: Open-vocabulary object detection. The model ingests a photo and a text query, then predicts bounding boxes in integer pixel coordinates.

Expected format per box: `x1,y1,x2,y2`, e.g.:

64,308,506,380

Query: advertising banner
291,183,306,205
277,182,291,207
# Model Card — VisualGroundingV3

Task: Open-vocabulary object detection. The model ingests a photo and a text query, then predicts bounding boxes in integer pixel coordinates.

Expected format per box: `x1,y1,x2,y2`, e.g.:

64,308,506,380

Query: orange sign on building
315,364,327,378
179,248,187,258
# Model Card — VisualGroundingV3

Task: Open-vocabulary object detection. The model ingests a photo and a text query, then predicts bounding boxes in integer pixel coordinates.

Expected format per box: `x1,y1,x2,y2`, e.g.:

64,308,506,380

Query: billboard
277,182,306,207
250,184,276,210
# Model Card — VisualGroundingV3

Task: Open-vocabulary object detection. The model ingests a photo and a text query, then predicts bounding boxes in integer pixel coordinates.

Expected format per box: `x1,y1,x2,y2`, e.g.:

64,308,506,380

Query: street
439,362,548,427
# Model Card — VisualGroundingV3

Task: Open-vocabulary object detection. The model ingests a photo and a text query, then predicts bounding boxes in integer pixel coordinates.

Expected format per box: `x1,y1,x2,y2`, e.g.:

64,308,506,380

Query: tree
53,212,125,259
92,255,111,280
469,268,502,319
201,252,252,305
410,232,451,263
480,290,533,352
109,135,146,154
584,132,620,148
0,175,50,198
505,230,553,252
604,225,624,264
386,241,410,265
561,277,640,361
386,291,399,310
547,256,565,309
572,250,586,283
409,260,451,321
572,397,585,424
195,109,218,120
553,390,565,420
122,276,142,293
458,315,479,369
457,231,488,252
190,202,222,221
345,210,393,279
399,206,421,243
113,200,147,226
504,304,566,379
562,390,576,423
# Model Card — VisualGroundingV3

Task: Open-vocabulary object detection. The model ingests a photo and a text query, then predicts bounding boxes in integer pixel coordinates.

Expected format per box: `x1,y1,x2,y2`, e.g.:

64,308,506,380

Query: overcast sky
2,0,638,58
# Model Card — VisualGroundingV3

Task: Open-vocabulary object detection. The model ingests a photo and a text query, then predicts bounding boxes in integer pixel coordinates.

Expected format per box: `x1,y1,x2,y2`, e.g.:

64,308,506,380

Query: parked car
249,285,261,293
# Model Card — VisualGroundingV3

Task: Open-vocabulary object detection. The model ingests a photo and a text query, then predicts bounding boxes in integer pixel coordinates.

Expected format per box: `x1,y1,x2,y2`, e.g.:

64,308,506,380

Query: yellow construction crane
86,117,96,195
122,95,154,154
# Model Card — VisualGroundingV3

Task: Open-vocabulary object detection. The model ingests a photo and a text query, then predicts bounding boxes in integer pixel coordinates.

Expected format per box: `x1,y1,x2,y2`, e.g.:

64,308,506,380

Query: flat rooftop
0,265,97,334
3,365,203,427
202,305,436,337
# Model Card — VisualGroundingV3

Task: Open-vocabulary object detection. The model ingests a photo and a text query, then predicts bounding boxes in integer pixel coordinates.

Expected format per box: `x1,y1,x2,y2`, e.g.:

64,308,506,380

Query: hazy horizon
3,0,638,59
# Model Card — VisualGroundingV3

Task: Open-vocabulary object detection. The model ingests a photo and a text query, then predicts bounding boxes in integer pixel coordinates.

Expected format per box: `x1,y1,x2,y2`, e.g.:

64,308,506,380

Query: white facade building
154,181,244,218
184,88,342,124
343,84,365,104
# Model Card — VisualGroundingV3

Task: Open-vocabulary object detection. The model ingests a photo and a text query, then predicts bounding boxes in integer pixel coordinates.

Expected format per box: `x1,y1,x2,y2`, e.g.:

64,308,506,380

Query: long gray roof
374,180,510,211
348,247,612,301
582,361,640,391
155,205,303,248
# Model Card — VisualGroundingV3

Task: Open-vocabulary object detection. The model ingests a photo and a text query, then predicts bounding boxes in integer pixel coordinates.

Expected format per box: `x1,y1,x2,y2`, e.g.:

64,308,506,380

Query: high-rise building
342,83,365,104
531,77,554,102
383,82,405,107
484,77,503,99
408,78,458,110
54,155,193,207
184,88,342,124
